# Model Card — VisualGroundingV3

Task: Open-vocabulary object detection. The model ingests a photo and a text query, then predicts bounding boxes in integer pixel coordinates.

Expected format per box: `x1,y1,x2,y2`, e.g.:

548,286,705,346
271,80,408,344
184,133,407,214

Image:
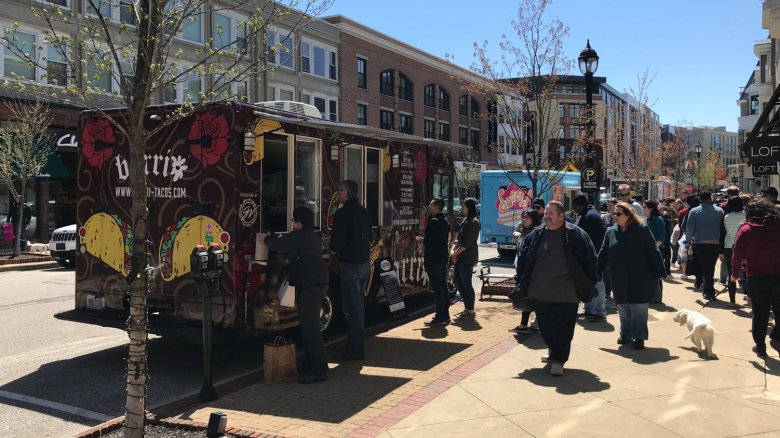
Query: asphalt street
0,247,512,438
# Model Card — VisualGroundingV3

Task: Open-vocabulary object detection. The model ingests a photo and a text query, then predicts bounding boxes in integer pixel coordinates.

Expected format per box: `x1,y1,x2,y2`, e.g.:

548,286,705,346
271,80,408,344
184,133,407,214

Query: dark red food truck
61,101,460,335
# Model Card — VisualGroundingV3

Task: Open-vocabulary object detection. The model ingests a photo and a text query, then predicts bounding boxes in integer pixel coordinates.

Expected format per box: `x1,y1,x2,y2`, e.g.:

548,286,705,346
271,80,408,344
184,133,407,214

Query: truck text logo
113,151,189,182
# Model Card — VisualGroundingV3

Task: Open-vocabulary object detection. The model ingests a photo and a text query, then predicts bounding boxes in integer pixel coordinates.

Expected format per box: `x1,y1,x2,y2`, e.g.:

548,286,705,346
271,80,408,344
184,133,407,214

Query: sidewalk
156,266,780,438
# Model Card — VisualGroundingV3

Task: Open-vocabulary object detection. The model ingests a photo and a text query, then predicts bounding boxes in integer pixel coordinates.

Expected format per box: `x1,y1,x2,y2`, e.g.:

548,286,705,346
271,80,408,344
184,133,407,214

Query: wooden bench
478,266,515,300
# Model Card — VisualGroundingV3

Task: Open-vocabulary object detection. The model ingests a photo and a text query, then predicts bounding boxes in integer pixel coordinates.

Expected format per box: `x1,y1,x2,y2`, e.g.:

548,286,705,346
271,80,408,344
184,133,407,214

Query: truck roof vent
255,100,323,119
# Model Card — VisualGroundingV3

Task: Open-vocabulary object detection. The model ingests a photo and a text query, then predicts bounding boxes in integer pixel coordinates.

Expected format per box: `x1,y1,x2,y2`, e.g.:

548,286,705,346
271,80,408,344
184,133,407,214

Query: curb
0,260,60,272
76,414,285,438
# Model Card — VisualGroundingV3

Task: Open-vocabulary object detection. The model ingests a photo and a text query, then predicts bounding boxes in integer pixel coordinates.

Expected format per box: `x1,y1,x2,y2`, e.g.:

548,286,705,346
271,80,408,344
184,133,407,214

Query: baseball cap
531,198,546,208
761,186,779,199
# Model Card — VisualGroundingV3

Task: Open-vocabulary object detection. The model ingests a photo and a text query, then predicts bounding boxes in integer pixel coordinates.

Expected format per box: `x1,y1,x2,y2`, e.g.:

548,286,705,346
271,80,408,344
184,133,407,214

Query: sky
323,0,766,132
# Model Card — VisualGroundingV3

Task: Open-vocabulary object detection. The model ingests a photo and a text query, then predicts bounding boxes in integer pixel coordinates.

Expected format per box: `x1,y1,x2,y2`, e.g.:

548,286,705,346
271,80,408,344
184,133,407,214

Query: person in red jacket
731,200,780,357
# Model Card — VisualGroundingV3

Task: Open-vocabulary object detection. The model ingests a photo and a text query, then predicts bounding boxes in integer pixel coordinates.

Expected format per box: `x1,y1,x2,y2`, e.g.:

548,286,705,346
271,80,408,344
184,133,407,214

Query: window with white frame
300,39,336,80
45,43,68,86
213,12,247,54
266,28,293,68
215,75,248,101
44,0,69,6
301,92,337,121
2,27,37,81
163,64,202,103
85,50,112,92
155,1,202,42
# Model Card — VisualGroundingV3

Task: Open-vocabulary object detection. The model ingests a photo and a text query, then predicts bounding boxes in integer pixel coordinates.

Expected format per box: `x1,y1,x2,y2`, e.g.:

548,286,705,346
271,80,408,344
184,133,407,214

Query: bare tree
469,0,573,197
2,1,332,435
0,99,53,257
604,70,661,195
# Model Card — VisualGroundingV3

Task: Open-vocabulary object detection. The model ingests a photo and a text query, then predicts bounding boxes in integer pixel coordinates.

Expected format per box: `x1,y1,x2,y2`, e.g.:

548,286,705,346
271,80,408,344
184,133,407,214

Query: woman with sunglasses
598,202,666,349
511,208,543,332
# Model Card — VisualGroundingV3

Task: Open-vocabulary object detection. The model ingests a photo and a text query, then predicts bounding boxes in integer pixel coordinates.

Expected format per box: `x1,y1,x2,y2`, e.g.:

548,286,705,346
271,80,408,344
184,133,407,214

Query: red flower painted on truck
187,111,230,167
81,118,116,169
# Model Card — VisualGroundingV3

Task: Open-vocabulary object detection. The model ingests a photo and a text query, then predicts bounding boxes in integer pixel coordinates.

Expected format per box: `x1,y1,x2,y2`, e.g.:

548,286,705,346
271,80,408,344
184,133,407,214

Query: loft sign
752,163,779,177
747,136,780,162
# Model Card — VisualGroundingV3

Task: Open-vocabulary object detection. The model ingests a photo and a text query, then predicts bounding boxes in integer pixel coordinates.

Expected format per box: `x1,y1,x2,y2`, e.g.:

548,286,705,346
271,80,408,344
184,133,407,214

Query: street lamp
578,39,599,202
694,142,702,190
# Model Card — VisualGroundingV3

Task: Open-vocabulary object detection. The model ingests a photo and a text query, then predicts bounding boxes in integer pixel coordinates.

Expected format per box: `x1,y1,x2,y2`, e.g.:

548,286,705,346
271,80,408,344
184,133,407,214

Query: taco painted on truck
59,101,461,336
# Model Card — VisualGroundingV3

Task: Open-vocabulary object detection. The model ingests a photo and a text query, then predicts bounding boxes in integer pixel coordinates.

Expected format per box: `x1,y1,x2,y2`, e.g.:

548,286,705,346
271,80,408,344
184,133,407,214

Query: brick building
323,15,493,193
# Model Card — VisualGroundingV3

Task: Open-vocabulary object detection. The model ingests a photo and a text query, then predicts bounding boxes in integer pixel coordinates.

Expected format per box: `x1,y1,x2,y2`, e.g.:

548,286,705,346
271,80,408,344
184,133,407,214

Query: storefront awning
36,152,69,178
742,80,780,163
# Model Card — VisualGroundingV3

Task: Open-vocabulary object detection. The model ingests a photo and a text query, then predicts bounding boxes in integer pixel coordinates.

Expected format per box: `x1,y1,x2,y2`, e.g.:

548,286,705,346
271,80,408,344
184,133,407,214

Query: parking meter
189,244,227,402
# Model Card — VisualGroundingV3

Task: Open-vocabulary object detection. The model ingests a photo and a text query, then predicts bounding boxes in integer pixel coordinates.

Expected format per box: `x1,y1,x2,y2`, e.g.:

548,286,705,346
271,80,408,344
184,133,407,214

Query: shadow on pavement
174,364,412,424
358,337,470,372
576,319,615,333
650,302,678,312
451,318,483,332
678,346,719,361
514,367,610,394
599,346,680,365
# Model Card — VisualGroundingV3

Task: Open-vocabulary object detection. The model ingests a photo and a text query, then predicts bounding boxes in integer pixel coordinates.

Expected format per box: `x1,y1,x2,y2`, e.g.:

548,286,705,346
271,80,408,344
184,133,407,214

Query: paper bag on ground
264,337,297,383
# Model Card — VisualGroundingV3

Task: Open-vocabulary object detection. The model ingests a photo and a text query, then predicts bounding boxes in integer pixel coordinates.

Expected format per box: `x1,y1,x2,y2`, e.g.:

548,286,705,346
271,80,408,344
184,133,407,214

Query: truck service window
294,138,321,228
262,133,289,232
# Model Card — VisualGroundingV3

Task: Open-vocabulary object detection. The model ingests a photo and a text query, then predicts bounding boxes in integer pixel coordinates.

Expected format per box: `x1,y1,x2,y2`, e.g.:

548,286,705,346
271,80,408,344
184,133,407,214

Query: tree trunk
124,127,149,438
12,181,26,258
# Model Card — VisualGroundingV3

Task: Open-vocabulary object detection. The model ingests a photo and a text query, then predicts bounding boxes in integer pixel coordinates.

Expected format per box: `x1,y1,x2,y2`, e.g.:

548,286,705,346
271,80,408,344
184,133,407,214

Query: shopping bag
278,279,296,308
263,336,297,383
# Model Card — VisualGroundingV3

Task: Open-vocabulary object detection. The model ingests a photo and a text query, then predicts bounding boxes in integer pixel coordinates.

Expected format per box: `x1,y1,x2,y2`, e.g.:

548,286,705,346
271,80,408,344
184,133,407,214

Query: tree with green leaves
1,1,332,435
0,99,53,257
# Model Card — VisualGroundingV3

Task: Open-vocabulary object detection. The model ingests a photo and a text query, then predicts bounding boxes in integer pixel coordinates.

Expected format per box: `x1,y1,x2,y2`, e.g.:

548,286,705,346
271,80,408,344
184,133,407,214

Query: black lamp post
578,40,599,203
694,142,702,190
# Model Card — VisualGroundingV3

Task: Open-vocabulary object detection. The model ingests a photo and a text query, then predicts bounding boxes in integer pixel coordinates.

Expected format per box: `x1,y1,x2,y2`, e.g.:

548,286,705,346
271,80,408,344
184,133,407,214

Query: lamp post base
198,384,219,402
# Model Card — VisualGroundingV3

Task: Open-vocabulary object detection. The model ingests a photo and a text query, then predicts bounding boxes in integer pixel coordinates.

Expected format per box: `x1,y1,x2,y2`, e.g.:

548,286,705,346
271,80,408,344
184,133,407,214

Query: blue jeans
617,303,649,341
583,281,606,317
339,261,370,355
426,263,450,320
453,262,476,311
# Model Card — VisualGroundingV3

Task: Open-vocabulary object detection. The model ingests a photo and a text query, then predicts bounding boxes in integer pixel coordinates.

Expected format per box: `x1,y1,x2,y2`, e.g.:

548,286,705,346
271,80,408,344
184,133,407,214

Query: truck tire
497,248,516,259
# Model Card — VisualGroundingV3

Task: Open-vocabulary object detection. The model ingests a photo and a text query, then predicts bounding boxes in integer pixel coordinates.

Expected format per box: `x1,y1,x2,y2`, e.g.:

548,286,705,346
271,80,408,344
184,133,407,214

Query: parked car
50,224,77,268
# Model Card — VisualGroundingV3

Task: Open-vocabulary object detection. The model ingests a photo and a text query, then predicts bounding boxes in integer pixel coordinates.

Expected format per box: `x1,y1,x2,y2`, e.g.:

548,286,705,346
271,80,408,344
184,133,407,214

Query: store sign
746,137,780,162
752,162,779,177
56,134,78,148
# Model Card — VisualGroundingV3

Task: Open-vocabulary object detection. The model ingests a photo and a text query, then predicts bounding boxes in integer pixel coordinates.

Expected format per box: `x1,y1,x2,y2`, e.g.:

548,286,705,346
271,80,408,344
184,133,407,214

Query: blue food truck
480,170,581,258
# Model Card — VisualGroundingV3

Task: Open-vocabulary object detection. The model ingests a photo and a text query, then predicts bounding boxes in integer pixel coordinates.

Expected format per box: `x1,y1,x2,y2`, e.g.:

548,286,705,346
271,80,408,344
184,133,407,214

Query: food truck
62,101,458,335
480,170,581,258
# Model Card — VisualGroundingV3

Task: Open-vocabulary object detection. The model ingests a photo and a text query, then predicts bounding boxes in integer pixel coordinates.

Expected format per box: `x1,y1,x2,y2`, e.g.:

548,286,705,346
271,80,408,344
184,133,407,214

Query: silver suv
50,224,77,268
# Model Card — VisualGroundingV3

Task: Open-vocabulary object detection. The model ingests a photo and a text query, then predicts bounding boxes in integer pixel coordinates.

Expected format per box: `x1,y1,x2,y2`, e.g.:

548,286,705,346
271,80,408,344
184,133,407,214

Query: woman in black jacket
450,198,480,319
598,202,666,350
260,207,329,384
512,208,542,332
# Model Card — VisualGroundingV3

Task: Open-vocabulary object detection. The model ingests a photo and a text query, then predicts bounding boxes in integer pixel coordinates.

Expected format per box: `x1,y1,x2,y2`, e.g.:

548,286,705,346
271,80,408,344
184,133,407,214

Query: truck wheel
447,263,459,301
497,248,516,259
319,294,334,334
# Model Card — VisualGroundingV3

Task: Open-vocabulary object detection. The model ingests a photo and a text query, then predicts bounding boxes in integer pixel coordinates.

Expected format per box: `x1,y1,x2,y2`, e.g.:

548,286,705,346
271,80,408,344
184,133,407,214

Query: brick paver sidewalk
157,264,780,438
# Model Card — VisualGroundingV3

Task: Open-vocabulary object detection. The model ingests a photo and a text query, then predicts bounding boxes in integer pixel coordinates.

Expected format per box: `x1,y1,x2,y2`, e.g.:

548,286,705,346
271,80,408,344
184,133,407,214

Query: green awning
37,152,69,179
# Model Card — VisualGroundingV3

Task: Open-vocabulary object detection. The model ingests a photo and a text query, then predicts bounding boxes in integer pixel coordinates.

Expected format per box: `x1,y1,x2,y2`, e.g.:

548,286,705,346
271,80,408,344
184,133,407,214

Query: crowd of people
257,178,780,383
418,183,780,376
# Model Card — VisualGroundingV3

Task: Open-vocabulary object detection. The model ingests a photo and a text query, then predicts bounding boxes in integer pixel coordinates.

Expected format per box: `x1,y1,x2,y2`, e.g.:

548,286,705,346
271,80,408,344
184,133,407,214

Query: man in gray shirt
515,201,598,376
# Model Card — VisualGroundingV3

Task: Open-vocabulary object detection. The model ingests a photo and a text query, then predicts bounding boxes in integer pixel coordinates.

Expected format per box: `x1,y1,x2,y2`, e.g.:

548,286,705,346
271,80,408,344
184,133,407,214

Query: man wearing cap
573,194,607,322
761,187,780,206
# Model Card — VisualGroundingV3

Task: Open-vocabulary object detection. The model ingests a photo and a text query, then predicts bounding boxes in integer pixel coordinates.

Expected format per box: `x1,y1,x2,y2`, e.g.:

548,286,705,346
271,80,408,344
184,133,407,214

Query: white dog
28,243,49,254
673,309,716,359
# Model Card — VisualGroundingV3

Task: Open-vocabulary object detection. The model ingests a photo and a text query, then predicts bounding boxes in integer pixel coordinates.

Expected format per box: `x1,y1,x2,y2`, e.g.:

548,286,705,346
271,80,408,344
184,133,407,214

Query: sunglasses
614,212,624,217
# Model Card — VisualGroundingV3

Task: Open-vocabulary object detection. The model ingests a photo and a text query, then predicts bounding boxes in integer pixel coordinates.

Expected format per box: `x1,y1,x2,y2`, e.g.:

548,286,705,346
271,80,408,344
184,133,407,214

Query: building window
439,88,450,111
471,97,480,118
328,99,337,121
570,104,580,118
470,129,480,148
300,40,337,80
459,127,468,145
3,29,36,81
214,13,249,56
357,57,366,89
399,113,413,134
559,104,565,118
294,138,322,228
357,104,367,125
559,125,565,138
750,95,759,115
46,44,68,86
569,125,585,138
499,135,507,154
761,54,768,84
380,70,394,96
380,109,394,130
300,41,310,73
424,84,435,107
424,119,435,139
459,95,468,116
279,88,294,101
163,65,202,103
398,73,413,101
438,122,450,141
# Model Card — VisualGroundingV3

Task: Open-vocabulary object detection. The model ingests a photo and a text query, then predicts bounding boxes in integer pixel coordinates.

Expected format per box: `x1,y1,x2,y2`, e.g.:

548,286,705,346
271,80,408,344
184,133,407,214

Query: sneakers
510,324,529,333
530,320,540,331
632,340,645,350
424,317,451,327
617,337,629,345
586,315,607,322
455,310,476,319
681,274,690,280
550,363,564,376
